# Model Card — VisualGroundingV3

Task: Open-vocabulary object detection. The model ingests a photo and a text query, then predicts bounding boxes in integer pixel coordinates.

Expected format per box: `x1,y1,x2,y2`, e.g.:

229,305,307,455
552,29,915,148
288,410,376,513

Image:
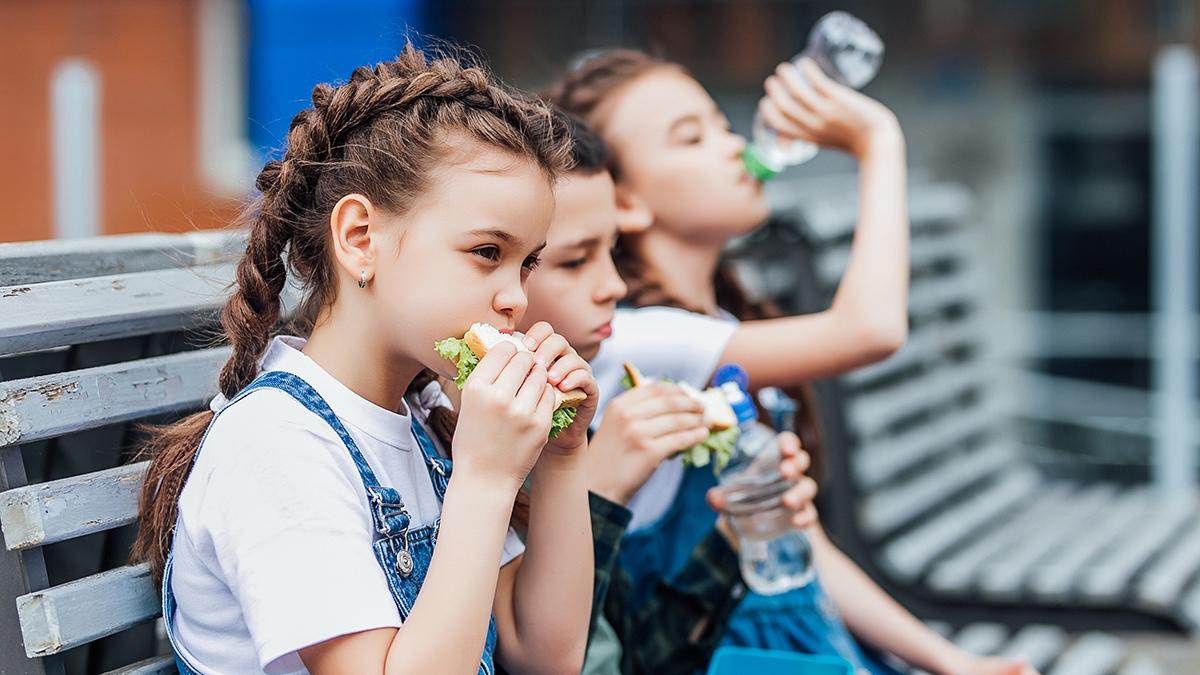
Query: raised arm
722,59,909,388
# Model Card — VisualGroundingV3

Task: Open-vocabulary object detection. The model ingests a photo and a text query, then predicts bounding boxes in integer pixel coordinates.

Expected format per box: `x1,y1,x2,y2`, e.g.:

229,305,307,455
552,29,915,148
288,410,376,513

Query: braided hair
134,45,572,583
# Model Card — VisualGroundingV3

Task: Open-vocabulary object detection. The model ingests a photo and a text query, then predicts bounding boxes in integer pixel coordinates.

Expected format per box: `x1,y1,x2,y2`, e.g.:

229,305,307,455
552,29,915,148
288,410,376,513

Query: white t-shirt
590,307,738,531
170,336,525,674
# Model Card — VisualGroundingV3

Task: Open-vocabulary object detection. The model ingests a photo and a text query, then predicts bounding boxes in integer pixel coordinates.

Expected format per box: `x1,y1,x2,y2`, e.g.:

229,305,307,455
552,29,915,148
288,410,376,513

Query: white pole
50,59,101,240
1151,45,1199,496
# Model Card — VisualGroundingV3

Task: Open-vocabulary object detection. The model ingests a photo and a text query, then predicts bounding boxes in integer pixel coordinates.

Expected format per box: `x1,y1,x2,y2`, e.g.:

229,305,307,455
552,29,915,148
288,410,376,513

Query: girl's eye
472,245,501,263
522,254,543,272
560,257,587,270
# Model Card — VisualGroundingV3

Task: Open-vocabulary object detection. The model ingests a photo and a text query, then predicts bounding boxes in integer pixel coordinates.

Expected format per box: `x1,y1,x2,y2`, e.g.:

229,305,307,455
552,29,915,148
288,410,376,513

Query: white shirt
590,307,738,531
170,336,525,674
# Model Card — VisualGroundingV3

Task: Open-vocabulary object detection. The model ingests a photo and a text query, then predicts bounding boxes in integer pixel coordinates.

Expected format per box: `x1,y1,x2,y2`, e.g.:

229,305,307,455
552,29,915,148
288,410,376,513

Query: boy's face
519,170,627,361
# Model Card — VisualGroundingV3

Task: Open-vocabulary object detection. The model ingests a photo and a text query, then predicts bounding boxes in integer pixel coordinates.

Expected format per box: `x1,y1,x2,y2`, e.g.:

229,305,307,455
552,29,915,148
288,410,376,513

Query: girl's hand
452,341,555,488
521,321,599,455
758,57,902,160
707,432,818,530
588,382,710,505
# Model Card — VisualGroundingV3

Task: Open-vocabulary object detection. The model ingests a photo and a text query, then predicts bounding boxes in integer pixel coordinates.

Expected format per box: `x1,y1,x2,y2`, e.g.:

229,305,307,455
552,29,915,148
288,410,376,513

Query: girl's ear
614,183,654,233
329,193,378,284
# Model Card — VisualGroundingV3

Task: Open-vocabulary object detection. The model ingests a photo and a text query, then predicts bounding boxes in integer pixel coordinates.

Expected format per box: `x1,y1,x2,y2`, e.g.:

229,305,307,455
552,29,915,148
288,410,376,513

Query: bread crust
462,326,586,409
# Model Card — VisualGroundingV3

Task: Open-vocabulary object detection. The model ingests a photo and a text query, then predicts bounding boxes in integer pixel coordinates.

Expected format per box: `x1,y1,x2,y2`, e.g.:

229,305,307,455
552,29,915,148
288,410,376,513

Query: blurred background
3,0,1200,672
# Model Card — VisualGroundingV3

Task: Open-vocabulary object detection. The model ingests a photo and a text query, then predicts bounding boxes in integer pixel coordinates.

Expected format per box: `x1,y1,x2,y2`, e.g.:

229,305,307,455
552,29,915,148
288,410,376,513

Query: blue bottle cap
719,381,759,425
712,363,750,391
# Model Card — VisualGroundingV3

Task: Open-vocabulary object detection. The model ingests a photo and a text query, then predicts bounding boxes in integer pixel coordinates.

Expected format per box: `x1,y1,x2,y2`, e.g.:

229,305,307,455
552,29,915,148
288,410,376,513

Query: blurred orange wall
0,0,241,243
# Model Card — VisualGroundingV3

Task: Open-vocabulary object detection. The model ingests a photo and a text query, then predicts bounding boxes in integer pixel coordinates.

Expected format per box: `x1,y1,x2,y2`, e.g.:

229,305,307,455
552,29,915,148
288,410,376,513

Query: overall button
397,549,414,577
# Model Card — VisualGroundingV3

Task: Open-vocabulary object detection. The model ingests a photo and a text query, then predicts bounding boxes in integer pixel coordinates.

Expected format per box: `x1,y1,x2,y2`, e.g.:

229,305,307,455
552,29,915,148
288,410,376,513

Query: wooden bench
0,232,244,674
727,176,1189,673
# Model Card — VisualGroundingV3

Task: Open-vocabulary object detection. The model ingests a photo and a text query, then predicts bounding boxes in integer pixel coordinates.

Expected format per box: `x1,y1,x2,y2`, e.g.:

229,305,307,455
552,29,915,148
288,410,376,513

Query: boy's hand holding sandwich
587,381,711,505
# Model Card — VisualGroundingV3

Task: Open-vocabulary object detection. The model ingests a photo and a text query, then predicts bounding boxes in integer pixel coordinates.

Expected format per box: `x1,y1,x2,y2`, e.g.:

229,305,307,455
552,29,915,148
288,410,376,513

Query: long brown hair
134,45,572,583
545,49,825,476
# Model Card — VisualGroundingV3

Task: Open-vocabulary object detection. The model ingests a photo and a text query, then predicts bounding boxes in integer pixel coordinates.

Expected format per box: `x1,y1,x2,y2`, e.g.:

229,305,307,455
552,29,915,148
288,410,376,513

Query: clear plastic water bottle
743,11,885,180
712,365,815,594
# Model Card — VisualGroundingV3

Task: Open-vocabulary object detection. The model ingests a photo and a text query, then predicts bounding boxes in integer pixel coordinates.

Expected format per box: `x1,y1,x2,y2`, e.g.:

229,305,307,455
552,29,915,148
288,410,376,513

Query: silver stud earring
358,270,368,289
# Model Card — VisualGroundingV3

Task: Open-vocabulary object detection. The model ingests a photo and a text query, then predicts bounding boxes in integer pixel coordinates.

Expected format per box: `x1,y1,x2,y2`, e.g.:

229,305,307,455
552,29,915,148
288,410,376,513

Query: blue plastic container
707,646,855,675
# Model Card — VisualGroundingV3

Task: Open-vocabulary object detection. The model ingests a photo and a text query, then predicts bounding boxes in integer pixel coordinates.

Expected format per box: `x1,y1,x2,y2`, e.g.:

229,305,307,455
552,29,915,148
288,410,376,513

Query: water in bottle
743,11,885,180
712,365,815,594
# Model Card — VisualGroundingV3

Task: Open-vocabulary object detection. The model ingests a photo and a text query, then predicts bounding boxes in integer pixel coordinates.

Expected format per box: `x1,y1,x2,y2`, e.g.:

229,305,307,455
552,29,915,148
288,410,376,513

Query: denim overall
617,463,904,675
162,371,498,675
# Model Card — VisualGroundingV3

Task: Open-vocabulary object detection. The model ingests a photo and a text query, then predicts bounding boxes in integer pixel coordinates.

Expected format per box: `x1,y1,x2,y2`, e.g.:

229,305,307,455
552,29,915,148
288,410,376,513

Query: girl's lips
595,323,613,339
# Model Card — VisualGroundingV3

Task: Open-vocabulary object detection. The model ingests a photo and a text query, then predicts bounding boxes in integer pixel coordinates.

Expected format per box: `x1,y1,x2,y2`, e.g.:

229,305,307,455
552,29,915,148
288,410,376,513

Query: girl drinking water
546,51,1034,675
134,46,594,675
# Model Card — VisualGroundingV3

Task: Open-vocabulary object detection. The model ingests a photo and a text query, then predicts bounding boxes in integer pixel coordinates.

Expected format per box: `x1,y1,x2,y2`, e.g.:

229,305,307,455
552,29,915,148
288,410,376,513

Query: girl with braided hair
544,52,1035,675
134,46,595,675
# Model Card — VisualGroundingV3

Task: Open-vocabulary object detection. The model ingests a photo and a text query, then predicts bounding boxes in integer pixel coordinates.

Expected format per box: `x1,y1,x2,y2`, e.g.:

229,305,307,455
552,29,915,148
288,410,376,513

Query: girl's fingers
797,57,837,98
468,341,517,386
557,368,595,396
766,73,822,123
535,381,556,420
791,503,819,530
706,486,728,513
493,348,536,396
777,61,832,115
534,333,571,373
779,450,812,482
759,99,815,144
776,431,802,458
546,349,585,385
521,321,555,351
514,363,548,412
782,477,818,512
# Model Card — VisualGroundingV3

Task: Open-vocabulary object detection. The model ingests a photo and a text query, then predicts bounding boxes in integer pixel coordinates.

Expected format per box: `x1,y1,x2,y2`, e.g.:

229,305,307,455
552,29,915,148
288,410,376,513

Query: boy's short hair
564,112,611,176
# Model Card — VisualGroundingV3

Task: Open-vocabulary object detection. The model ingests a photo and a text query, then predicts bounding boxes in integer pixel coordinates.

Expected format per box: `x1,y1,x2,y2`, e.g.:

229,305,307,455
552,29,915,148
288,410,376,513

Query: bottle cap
742,146,780,182
718,381,759,425
712,363,750,390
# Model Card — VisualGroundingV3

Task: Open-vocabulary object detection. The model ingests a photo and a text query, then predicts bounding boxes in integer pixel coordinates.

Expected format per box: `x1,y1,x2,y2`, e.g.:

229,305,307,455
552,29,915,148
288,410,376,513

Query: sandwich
435,323,587,439
621,362,740,472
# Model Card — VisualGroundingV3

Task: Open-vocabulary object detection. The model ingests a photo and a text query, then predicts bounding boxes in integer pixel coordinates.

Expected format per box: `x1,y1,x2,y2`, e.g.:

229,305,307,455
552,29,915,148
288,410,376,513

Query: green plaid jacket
587,492,744,675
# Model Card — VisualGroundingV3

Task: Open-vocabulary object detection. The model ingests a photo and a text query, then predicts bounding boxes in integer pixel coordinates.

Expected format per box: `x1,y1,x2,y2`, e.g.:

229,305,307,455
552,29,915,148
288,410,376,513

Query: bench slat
101,656,177,675
844,313,987,390
881,469,1039,581
1079,498,1194,602
848,360,990,439
925,484,1079,595
853,392,1003,489
816,226,975,288
0,462,147,551
1027,488,1154,600
0,348,228,448
0,231,242,286
997,626,1069,672
975,483,1129,600
1046,633,1126,675
1117,655,1166,675
787,180,974,243
860,440,1011,537
950,622,1009,656
0,264,234,355
1135,520,1200,610
16,564,158,657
